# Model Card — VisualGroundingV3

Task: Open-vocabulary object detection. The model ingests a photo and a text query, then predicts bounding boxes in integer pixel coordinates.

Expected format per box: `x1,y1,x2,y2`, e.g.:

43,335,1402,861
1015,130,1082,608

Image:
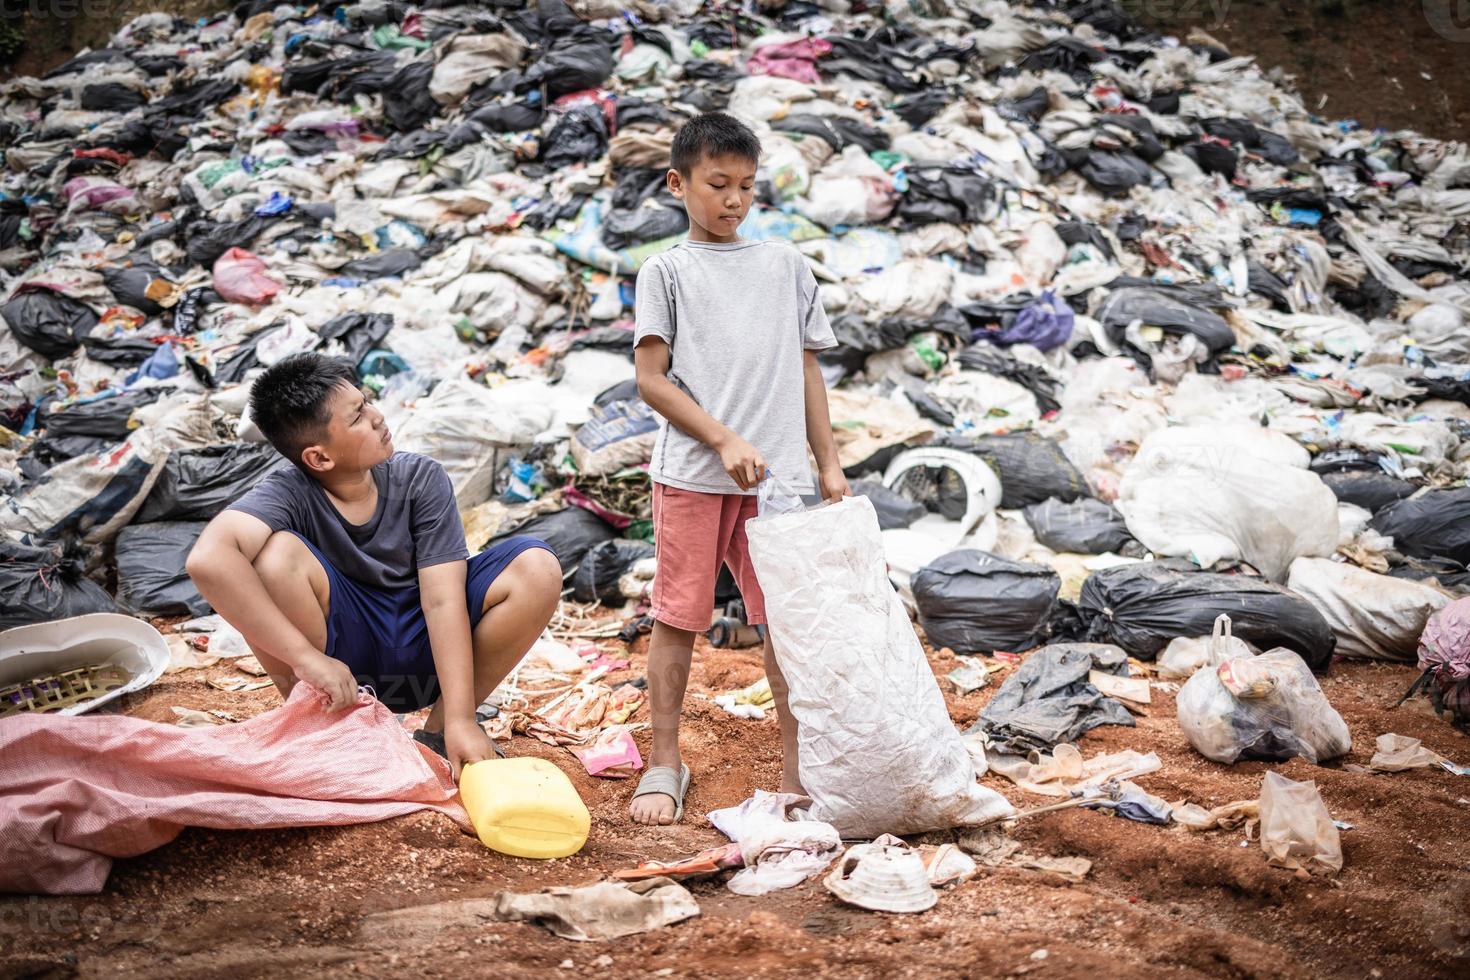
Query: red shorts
650,483,767,631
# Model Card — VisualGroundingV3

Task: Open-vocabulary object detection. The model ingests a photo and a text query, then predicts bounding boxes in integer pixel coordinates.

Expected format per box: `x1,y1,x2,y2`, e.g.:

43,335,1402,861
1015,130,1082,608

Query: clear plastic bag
757,473,807,518
1157,614,1255,680
1259,770,1342,874
1175,648,1351,764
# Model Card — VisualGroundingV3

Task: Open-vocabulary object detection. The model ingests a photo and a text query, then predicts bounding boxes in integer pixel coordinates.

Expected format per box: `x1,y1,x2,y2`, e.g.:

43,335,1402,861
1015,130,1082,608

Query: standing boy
187,353,563,779
629,112,849,825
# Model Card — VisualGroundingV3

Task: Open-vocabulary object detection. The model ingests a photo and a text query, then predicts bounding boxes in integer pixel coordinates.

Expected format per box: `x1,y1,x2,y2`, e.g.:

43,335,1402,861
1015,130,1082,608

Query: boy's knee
511,547,563,605
253,532,312,584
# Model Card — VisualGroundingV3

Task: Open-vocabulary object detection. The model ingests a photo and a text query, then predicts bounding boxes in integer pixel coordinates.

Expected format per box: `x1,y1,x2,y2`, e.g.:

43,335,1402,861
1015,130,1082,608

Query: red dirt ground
2,630,1468,979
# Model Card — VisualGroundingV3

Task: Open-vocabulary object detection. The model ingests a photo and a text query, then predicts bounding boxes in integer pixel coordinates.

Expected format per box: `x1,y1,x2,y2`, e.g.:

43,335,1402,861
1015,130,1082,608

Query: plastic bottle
458,757,590,859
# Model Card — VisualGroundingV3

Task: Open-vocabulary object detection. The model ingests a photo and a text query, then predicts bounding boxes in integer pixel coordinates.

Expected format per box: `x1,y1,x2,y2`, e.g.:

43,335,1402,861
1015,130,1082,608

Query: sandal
630,763,691,823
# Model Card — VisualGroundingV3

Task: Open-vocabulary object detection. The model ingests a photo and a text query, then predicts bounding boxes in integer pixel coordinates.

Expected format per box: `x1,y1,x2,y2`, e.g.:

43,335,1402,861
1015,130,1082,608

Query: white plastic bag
1175,649,1351,765
744,482,1015,837
1116,425,1339,582
1286,557,1451,661
1258,771,1342,875
392,378,553,507
1156,614,1254,680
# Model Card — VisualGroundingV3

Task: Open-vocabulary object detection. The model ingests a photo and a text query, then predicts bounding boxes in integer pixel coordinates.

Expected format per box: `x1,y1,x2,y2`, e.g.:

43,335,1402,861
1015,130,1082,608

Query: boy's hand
818,462,851,503
445,719,496,782
294,652,358,712
718,434,767,490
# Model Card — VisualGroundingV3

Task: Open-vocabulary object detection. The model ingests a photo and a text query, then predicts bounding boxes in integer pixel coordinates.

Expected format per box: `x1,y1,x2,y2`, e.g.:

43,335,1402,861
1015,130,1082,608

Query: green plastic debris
372,25,431,51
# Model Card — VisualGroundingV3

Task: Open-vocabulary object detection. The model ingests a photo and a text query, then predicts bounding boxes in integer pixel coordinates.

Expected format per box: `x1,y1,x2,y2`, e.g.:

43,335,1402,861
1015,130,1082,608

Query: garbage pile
1,1,1469,713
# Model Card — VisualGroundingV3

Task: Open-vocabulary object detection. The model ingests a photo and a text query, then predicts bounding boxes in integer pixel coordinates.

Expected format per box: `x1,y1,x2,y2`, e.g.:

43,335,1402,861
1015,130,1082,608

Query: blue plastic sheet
996,290,1075,351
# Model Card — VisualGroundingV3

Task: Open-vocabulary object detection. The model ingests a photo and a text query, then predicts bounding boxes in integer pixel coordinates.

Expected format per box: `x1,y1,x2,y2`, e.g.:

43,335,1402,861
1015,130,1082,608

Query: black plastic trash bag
184,213,281,267
1077,150,1153,195
602,203,688,251
41,389,163,440
80,335,160,368
489,507,617,577
518,0,616,99
996,86,1049,123
955,344,1063,413
572,539,655,605
898,168,998,226
851,480,925,530
80,82,148,112
135,444,288,523
468,99,545,133
339,249,422,281
1320,470,1416,513
770,113,890,154
1056,220,1115,259
1182,140,1238,178
1023,497,1133,554
1245,262,1292,310
382,59,439,132
1076,562,1337,670
2,289,100,360
315,312,394,367
1095,287,1235,353
1386,556,1470,593
541,103,609,169
932,431,1089,509
0,539,119,629
1371,489,1470,565
972,643,1134,752
115,522,211,617
102,263,170,316
912,550,1061,654
892,88,950,127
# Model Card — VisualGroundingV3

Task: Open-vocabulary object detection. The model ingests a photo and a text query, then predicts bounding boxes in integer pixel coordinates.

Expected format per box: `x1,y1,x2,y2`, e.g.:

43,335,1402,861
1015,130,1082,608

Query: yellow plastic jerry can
458,757,590,859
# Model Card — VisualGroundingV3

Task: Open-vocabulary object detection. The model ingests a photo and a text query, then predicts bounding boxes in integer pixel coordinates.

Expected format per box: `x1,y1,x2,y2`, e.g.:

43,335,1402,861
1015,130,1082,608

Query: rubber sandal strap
631,763,691,821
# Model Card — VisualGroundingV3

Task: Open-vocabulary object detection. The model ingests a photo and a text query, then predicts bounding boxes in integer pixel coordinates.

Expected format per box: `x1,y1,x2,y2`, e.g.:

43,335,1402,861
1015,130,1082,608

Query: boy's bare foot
779,775,807,797
629,759,688,825
629,790,678,825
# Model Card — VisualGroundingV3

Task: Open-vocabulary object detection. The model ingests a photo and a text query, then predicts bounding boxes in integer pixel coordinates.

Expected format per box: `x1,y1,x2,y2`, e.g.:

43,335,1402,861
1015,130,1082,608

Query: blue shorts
289,534,552,713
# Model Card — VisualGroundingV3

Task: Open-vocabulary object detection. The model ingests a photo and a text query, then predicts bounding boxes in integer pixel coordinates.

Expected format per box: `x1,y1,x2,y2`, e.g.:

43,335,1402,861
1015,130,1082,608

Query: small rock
1030,949,1049,961
559,959,574,969
594,955,613,967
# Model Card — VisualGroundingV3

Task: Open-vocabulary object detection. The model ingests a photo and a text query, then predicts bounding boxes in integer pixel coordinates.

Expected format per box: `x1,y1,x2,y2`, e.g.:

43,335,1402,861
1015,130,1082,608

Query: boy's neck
316,465,377,505
686,223,742,245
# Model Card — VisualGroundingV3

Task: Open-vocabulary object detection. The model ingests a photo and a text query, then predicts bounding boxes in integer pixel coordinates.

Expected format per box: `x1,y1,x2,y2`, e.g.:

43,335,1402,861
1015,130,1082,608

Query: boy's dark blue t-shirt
227,451,468,591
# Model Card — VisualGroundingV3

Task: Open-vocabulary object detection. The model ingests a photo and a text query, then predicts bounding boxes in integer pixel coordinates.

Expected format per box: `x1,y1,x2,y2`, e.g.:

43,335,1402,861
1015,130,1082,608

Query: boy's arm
418,560,495,780
803,350,850,502
186,511,357,710
635,337,767,490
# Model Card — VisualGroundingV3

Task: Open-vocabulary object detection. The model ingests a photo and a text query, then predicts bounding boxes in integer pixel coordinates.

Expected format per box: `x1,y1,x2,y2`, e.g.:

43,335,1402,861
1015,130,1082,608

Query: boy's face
668,151,757,244
300,381,393,474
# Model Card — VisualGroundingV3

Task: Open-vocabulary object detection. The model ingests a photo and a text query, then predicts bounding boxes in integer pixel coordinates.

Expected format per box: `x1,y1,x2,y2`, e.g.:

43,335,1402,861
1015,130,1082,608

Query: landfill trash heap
1,0,1469,637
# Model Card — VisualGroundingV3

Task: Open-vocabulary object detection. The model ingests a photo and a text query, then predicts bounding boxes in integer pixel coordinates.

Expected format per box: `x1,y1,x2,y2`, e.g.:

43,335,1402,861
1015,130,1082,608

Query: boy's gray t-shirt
633,239,836,495
227,451,468,591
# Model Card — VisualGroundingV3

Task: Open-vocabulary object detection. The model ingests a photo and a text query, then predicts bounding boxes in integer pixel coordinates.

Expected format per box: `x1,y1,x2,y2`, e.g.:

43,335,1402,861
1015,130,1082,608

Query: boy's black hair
249,352,359,467
670,112,761,176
